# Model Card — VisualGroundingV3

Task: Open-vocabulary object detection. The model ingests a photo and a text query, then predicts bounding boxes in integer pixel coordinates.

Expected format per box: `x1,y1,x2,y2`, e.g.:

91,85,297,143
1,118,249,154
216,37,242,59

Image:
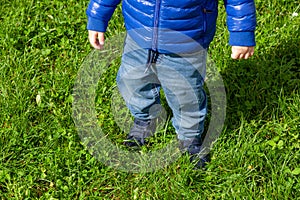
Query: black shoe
188,145,210,169
123,118,156,147
179,137,210,169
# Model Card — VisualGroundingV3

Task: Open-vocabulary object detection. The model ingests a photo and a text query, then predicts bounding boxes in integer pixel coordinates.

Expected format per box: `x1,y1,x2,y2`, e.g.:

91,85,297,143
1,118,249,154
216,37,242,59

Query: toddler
86,0,256,168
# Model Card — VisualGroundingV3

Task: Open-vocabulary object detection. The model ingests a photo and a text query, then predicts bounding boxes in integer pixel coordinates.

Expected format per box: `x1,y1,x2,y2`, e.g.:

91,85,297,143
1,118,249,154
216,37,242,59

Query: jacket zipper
203,8,213,33
152,0,161,51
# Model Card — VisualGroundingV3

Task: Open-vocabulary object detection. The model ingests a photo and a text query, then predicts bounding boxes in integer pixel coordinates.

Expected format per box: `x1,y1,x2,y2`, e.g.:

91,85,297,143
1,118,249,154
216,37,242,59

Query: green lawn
0,0,299,199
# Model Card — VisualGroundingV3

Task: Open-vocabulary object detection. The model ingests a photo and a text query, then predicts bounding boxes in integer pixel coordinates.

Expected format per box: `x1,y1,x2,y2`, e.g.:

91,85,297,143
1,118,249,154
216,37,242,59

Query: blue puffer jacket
86,0,256,53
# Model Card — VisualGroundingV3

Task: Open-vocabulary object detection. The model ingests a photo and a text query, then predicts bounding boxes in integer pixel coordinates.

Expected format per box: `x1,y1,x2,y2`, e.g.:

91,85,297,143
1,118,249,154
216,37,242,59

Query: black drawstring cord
145,49,159,73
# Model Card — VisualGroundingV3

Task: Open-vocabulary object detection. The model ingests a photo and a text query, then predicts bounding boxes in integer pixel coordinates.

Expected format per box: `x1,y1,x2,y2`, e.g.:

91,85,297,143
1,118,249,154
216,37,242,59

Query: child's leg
155,50,207,148
117,35,164,146
117,35,162,121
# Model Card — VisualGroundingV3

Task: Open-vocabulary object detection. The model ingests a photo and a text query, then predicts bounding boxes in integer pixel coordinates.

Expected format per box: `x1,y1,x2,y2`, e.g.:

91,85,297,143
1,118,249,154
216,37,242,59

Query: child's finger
98,33,105,46
244,52,251,59
92,38,101,50
231,50,239,59
244,48,255,59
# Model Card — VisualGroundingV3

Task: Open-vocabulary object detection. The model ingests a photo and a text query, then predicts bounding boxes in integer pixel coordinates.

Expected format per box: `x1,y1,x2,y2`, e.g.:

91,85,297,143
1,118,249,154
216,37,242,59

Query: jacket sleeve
224,0,257,46
86,0,121,32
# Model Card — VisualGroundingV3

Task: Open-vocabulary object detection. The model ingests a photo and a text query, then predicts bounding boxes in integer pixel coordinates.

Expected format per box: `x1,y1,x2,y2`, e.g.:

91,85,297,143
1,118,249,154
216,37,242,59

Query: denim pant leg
155,51,207,142
116,36,161,120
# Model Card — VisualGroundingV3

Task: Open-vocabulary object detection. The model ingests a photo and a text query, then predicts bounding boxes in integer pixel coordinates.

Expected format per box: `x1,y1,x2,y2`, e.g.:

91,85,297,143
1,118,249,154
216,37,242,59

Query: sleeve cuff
87,17,108,32
229,31,256,46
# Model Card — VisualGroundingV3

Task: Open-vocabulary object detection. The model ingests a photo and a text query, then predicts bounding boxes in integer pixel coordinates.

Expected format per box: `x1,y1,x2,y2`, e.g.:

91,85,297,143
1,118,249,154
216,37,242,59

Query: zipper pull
203,8,213,13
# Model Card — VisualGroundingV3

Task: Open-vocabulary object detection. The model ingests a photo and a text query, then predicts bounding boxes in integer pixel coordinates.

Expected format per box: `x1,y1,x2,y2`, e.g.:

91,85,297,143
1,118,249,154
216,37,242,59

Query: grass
0,0,299,198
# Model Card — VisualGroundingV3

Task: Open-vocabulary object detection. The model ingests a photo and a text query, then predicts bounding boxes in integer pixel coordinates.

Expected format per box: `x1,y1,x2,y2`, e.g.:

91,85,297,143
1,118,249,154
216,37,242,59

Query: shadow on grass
222,36,299,130
184,32,300,196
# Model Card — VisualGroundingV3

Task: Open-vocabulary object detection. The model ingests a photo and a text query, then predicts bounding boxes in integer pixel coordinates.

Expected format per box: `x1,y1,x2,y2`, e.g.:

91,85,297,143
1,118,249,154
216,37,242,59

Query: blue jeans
116,35,207,142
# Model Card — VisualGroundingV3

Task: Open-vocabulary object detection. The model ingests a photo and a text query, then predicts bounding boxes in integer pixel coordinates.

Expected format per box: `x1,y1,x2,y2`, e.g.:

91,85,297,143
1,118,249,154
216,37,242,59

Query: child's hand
231,46,254,59
88,30,105,50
